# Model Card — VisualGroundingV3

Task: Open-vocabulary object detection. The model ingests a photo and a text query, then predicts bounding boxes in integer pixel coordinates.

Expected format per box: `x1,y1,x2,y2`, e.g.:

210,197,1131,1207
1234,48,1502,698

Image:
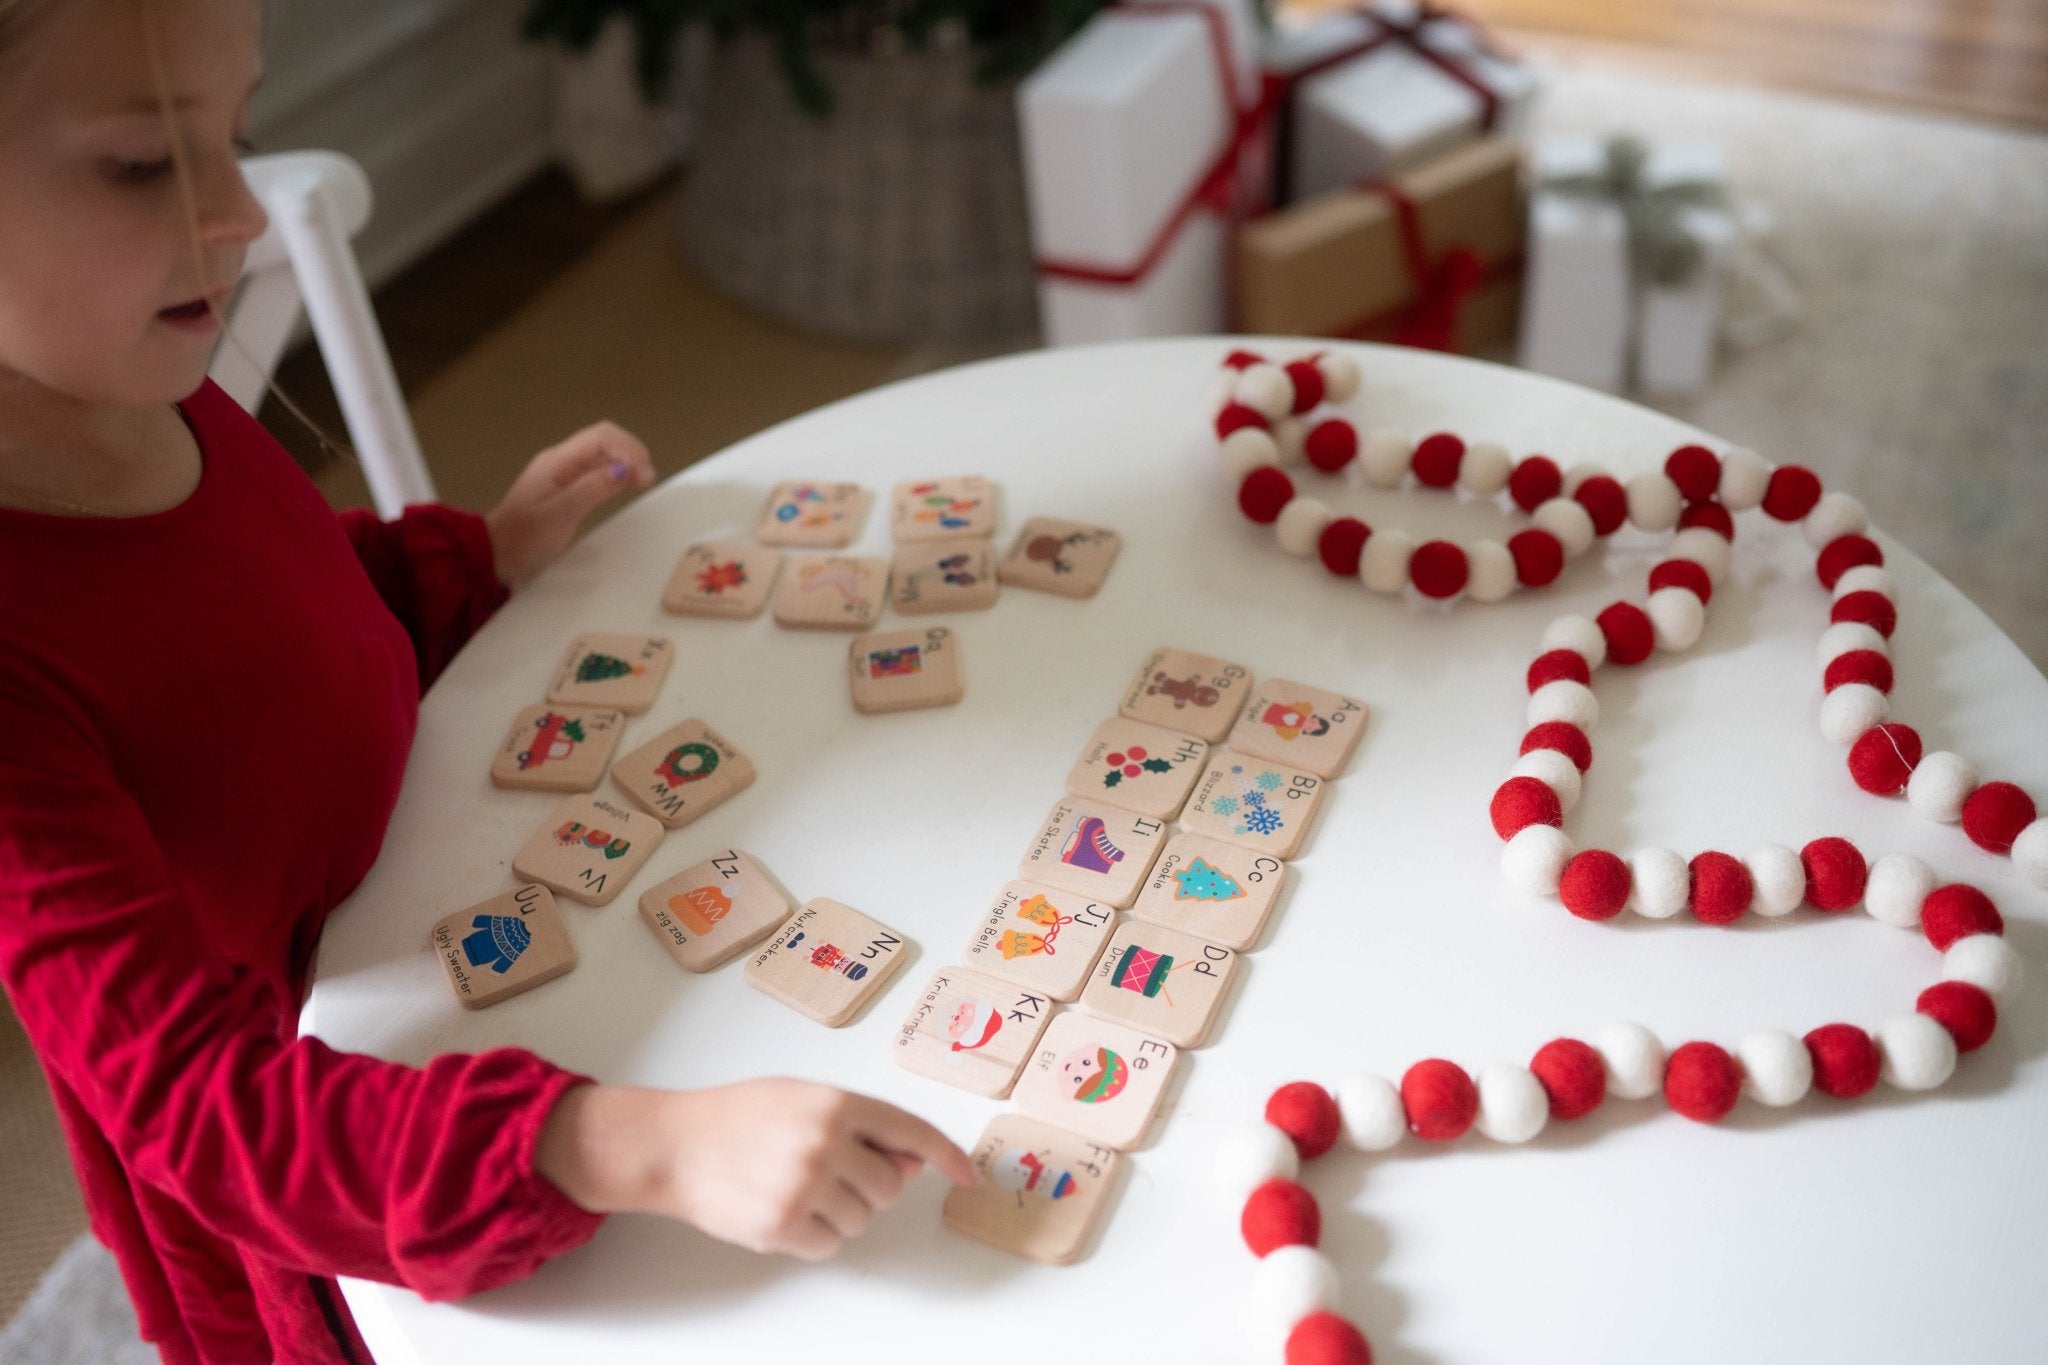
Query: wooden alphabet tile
891,965,1053,1099
489,704,625,793
962,881,1118,1002
432,883,576,1010
1130,832,1287,951
510,794,662,906
1011,1010,1179,1151
611,718,757,829
755,481,869,547
1227,677,1370,778
772,555,890,630
639,848,792,972
546,633,673,715
744,898,910,1027
890,476,996,543
1179,752,1327,859
660,540,782,619
847,626,964,714
1079,921,1239,1049
942,1113,1122,1266
1116,645,1251,742
1063,718,1208,819
889,541,998,614
996,517,1121,598
1018,800,1167,909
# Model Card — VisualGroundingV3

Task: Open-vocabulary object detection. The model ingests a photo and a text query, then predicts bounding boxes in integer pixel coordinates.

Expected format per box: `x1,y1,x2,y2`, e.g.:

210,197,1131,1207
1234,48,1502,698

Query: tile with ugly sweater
432,883,576,1009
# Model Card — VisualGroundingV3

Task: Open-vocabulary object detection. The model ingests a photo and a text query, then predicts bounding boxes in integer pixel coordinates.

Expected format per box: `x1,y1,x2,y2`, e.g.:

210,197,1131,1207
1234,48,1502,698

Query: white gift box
1634,144,1736,395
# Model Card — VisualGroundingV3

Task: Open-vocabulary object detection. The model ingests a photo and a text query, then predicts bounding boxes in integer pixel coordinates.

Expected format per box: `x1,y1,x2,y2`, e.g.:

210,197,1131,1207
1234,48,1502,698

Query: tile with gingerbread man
891,965,1054,1099
1227,677,1370,778
1018,801,1168,909
889,476,997,543
431,883,577,1010
660,540,783,619
961,881,1118,1002
995,517,1122,598
1129,832,1287,951
638,848,793,972
611,718,757,829
772,554,890,630
546,634,673,715
1178,753,1327,860
510,793,663,907
754,481,869,547
1063,718,1208,820
1115,646,1251,743
1011,1010,1179,1151
489,704,625,793
942,1113,1123,1265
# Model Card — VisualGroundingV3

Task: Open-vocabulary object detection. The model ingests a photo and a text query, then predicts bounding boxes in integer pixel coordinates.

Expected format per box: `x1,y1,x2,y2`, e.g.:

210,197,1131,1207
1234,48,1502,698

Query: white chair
210,150,437,518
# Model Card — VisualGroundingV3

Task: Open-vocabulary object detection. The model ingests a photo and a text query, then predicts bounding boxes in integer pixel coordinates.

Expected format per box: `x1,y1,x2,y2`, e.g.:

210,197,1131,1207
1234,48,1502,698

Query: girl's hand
536,1080,979,1261
484,422,657,588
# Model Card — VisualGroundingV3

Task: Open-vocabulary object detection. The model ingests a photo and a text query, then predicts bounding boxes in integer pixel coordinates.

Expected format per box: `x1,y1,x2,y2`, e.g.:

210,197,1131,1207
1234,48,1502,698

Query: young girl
0,2,975,1361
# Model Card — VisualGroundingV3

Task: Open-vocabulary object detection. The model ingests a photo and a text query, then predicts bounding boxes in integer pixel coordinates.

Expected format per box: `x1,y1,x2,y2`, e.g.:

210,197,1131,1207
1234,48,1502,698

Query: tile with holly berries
1063,719,1207,819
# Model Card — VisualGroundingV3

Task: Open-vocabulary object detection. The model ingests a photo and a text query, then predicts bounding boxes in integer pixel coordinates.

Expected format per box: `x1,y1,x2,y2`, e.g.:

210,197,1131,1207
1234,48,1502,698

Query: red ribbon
1287,4,1509,131
1340,175,1509,352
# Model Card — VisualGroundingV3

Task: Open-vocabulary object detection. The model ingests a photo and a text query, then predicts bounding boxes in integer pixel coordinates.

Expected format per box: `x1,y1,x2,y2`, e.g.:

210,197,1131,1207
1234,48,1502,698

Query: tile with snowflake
1179,752,1326,859
546,633,673,715
432,883,577,1010
661,540,783,619
1129,832,1287,951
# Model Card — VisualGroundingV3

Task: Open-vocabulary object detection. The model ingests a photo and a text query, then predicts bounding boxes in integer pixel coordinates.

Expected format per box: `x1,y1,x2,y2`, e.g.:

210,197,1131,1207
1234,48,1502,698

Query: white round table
305,339,2048,1365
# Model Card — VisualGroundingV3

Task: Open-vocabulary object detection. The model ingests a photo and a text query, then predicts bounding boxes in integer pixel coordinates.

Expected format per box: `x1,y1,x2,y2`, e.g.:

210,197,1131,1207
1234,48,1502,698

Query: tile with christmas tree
891,965,1054,1099
995,517,1121,598
942,1113,1122,1265
1129,832,1287,951
889,476,997,543
771,555,890,630
638,848,792,972
1115,646,1251,743
744,898,911,1027
1079,921,1240,1049
431,883,576,1010
1011,1010,1179,1151
1179,752,1327,859
1018,800,1168,909
755,481,869,547
1063,718,1208,819
546,633,673,715
890,541,998,614
510,793,662,907
661,540,783,619
611,717,756,829
962,881,1118,1002
1227,678,1370,778
489,704,625,793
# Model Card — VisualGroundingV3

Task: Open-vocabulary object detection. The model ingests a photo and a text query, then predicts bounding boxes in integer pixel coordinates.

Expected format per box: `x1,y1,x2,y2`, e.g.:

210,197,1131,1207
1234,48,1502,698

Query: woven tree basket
676,32,1039,343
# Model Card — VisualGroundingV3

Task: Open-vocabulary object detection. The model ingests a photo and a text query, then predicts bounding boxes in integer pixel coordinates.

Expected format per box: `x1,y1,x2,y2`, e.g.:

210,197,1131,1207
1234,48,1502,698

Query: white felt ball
1876,1013,1957,1091
1819,683,1891,745
1361,430,1413,488
1626,471,1683,532
1512,747,1582,812
1272,416,1308,467
1629,847,1691,919
1738,1029,1813,1106
1359,528,1416,594
1220,427,1281,483
1235,362,1294,420
1275,497,1335,557
1905,751,1979,823
1527,679,1599,730
1670,525,1732,584
1475,1064,1549,1143
1832,565,1897,602
1541,614,1608,669
1647,586,1706,651
1460,441,1512,495
1817,620,1888,667
1943,934,2023,999
1244,1247,1340,1350
1593,1022,1667,1100
1532,496,1597,558
1466,540,1516,602
1317,352,1362,403
1335,1073,1406,1151
1562,462,1602,495
1864,853,1935,929
2013,819,2048,889
1503,825,1573,896
1745,844,1806,917
1718,447,1771,510
1212,369,1241,410
1212,1122,1301,1203
1804,491,1869,548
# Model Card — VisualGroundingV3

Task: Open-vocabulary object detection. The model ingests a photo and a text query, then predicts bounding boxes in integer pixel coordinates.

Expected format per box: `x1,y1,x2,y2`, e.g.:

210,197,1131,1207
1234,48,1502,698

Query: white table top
305,338,2048,1365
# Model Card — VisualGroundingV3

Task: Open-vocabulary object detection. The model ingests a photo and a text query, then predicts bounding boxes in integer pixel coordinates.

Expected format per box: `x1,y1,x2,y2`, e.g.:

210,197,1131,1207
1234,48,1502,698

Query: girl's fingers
780,1215,841,1262
837,1140,910,1213
807,1180,873,1244
850,1099,979,1188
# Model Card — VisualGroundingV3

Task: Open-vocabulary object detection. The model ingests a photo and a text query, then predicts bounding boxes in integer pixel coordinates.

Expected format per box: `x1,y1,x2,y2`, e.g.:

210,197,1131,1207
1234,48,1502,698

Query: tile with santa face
942,1113,1121,1265
1079,921,1239,1049
755,481,869,547
1129,832,1286,951
546,633,673,714
638,848,792,972
1063,717,1208,819
661,540,783,619
490,704,625,793
1115,646,1251,743
510,794,662,907
1179,753,1326,859
1226,677,1370,777
891,966,1053,1098
1011,1010,1179,1151
962,881,1117,1002
1018,801,1166,909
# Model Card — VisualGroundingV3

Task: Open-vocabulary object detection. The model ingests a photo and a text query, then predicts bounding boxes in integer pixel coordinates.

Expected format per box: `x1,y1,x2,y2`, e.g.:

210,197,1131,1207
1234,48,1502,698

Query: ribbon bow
1540,135,1733,287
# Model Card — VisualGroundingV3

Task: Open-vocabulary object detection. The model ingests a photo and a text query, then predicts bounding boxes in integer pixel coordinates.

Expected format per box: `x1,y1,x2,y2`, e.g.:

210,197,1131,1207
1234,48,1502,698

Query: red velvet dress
0,380,604,1363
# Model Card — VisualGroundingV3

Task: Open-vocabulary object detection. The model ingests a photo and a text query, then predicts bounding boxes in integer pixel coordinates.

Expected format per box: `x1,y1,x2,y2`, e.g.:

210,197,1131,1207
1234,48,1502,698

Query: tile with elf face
661,540,783,619
1226,677,1370,778
961,881,1117,1002
847,626,964,714
996,517,1121,598
755,481,869,547
891,965,1053,1099
890,540,998,614
772,554,890,630
1063,717,1208,819
1129,832,1286,951
889,476,996,543
611,718,756,829
638,848,792,972
432,883,576,1010
1018,800,1167,909
546,633,673,714
943,1112,1122,1266
510,793,662,906
745,898,910,1027
1115,646,1250,743
1011,1010,1179,1151
489,704,625,793
1079,921,1239,1049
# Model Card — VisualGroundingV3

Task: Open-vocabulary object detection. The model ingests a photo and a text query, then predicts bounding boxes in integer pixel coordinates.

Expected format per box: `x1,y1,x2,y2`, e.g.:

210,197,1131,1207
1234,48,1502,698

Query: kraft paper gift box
1019,0,1268,346
1234,134,1524,353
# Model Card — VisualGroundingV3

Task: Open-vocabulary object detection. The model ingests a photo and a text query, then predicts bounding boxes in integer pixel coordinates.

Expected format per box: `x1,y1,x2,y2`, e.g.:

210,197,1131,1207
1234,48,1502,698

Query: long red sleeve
339,502,511,690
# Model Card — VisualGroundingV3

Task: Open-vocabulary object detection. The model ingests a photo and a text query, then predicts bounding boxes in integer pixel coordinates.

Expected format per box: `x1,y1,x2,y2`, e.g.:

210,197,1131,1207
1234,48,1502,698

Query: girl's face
0,0,267,410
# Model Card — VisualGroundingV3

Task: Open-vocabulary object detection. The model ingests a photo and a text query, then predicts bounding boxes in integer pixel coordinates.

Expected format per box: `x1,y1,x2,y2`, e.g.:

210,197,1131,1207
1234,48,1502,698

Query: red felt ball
1921,883,2004,951
1916,981,1998,1053
1560,848,1632,921
1800,836,1868,911
1530,1037,1607,1119
1647,557,1714,605
1574,474,1629,535
1663,1041,1741,1123
1490,775,1563,840
1223,348,1266,370
1677,500,1735,540
1847,723,1922,795
1823,649,1894,695
1318,517,1371,576
1410,540,1469,598
1401,1059,1477,1140
1239,466,1296,524
1815,533,1884,589
1265,1081,1342,1159
1664,445,1721,501
1803,1023,1881,1098
1412,432,1465,487
1241,1178,1322,1257
1526,648,1593,693
1508,454,1563,512
1596,601,1655,665
1304,418,1360,472
1688,851,1753,925
1286,1313,1374,1365
1508,528,1565,586
1521,721,1593,773
1762,464,1823,521
1830,590,1897,638
1284,359,1327,414
1215,402,1270,439
1961,781,2038,854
